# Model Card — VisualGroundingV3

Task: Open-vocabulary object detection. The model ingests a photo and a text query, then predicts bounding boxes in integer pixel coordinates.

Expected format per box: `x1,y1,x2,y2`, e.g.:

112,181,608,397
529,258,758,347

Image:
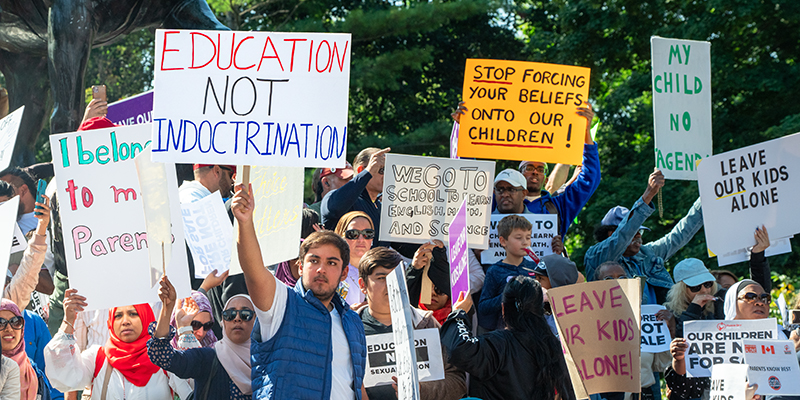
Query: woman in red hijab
44,290,192,399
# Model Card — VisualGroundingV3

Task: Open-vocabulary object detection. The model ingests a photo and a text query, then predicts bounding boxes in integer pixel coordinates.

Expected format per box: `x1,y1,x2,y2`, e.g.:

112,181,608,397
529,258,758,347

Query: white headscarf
724,279,759,320
215,294,254,395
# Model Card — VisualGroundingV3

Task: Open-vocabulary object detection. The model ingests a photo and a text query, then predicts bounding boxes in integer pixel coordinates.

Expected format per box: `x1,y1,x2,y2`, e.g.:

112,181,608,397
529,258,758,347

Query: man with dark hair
308,162,354,216
233,183,366,400
321,147,390,232
356,247,467,400
0,166,38,232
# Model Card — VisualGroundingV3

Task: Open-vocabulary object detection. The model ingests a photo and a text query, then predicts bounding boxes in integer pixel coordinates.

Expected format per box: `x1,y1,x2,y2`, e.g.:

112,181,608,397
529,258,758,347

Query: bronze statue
0,0,228,166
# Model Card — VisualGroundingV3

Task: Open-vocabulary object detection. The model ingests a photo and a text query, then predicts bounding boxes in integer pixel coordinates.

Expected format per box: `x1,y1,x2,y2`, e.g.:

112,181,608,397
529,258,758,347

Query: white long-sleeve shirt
44,332,192,399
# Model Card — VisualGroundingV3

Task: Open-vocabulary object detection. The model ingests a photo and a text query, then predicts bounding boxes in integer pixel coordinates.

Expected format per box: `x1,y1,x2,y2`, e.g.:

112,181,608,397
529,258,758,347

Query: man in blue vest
232,182,367,400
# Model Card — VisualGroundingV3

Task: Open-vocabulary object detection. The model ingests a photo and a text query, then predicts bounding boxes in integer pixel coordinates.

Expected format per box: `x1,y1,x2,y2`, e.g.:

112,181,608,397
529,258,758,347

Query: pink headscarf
170,291,218,348
0,299,37,400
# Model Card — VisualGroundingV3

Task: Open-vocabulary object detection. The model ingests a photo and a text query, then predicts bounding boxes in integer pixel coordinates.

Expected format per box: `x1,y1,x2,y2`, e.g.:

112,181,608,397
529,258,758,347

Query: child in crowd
477,215,537,330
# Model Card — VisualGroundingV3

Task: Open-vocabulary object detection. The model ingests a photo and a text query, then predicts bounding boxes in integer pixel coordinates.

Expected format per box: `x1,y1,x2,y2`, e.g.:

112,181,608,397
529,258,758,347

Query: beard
304,275,338,303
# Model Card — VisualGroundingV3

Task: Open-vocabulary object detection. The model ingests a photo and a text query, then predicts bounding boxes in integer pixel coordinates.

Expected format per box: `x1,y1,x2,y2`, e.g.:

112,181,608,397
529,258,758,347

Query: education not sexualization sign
152,30,351,168
50,124,190,310
651,37,713,180
458,59,590,165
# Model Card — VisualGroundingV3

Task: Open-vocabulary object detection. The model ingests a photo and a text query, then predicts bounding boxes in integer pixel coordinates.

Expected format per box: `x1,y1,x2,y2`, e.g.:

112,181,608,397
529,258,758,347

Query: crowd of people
0,96,794,400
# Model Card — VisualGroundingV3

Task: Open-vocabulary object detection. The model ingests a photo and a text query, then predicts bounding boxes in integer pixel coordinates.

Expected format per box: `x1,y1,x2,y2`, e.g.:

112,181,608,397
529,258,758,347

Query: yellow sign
457,59,591,165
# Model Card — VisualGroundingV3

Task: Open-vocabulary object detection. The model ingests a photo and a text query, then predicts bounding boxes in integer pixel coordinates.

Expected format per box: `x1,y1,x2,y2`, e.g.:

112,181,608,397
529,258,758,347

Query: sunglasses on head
738,292,771,304
0,316,24,330
190,320,214,331
344,229,374,240
688,281,714,293
221,309,255,322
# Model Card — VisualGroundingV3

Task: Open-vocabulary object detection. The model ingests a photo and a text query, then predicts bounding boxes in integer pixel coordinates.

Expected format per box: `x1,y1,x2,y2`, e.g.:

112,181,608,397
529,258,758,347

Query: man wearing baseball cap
178,164,237,204
308,162,354,217
584,168,704,305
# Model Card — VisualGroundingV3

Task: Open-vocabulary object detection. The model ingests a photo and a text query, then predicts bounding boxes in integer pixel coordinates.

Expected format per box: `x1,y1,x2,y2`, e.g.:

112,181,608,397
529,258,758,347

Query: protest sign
641,304,671,353
386,261,421,400
0,106,23,171
697,132,800,255
107,91,154,126
0,197,20,281
151,29,351,168
50,124,190,310
651,37,713,180
364,328,445,388
135,146,174,286
743,339,800,395
710,364,749,400
480,213,557,264
457,59,590,165
448,199,469,304
228,165,303,275
684,318,779,377
181,191,233,278
549,279,641,394
10,223,27,254
380,154,494,249
716,236,793,267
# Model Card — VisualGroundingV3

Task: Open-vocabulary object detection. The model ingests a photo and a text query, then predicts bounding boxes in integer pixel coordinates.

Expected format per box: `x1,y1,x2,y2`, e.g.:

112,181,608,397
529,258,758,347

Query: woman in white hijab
148,277,255,399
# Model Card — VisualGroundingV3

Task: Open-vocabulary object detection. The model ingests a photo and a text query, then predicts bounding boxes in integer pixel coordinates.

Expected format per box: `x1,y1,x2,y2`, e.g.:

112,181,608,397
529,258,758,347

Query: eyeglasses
344,229,375,240
738,293,771,304
222,309,255,322
603,275,630,280
191,320,214,331
219,166,236,180
495,187,524,195
522,165,547,174
688,281,714,293
0,316,24,330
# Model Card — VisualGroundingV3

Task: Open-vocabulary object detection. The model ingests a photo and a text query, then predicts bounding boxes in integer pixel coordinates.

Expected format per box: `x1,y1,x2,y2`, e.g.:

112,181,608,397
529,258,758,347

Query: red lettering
562,294,576,314
597,320,612,340
216,33,234,70
190,32,216,69
592,290,607,308
257,36,284,71
233,36,255,70
284,38,307,72
65,179,79,211
315,40,332,73
330,40,349,72
579,291,594,312
610,286,623,308
160,31,184,71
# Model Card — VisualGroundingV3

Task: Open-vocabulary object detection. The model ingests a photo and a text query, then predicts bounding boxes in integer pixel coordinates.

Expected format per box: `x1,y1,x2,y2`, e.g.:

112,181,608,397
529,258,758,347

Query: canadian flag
762,345,775,354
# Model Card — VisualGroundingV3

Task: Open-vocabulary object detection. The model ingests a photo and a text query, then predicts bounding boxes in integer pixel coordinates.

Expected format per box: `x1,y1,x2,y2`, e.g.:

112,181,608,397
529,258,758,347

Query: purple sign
448,199,469,306
106,91,153,126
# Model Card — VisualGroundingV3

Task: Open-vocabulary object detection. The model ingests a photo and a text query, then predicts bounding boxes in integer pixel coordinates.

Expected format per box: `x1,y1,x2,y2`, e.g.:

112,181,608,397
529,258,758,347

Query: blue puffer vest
251,280,367,399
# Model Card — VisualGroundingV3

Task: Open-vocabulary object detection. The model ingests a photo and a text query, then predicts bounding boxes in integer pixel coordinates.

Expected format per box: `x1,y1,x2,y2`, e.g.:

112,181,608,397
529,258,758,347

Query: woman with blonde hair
663,258,722,338
334,211,374,307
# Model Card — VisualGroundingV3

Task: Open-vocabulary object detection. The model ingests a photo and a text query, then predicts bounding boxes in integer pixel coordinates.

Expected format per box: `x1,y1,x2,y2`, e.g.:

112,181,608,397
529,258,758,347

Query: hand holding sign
752,226,770,253
231,183,255,223
62,288,88,334
643,168,666,205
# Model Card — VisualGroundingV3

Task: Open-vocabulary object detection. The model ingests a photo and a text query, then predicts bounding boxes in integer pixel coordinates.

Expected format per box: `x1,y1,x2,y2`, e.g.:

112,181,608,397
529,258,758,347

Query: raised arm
232,183,277,312
749,225,771,292
4,197,50,309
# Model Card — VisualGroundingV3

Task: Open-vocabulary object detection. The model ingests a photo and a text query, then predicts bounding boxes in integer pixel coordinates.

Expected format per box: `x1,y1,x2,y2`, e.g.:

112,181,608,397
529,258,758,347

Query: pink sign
448,199,469,306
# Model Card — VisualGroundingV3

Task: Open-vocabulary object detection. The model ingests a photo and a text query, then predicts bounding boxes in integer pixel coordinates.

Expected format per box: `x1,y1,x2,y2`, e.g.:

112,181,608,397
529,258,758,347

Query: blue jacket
24,311,63,400
478,260,538,330
251,281,367,400
524,143,601,238
584,196,704,291
321,169,379,231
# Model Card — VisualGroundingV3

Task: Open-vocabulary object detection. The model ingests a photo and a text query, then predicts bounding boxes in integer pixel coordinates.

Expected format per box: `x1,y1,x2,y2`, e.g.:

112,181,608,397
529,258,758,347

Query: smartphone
34,179,46,216
91,85,107,102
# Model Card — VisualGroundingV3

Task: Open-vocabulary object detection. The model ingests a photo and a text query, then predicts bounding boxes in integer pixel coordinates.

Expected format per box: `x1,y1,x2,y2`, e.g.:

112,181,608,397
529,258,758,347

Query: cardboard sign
549,279,642,394
181,191,233,278
380,154,494,249
228,166,303,274
448,199,469,304
641,304,671,353
457,59,590,165
651,37,713,180
107,91,154,126
0,106,24,171
743,339,800,395
151,29,351,168
364,328,445,388
0,197,20,281
710,364,749,400
684,319,779,377
10,223,27,254
716,236,793,267
480,213,557,264
386,262,421,400
697,132,800,255
49,124,190,310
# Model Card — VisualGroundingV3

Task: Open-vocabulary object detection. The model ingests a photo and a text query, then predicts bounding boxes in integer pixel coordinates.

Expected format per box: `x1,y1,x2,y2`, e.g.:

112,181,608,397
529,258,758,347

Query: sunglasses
0,316,24,330
221,309,255,322
190,320,214,331
344,229,374,240
738,292,771,304
688,281,714,293
219,166,236,179
603,276,630,280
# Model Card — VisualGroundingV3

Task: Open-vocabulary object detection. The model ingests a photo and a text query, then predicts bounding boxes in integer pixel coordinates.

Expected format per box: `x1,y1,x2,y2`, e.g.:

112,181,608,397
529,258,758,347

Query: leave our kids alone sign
457,59,591,165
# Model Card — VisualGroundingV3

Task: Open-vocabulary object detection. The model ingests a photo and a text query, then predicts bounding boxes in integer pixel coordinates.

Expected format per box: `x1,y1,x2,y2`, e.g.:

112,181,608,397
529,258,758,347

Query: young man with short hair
233,183,366,400
477,215,536,330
